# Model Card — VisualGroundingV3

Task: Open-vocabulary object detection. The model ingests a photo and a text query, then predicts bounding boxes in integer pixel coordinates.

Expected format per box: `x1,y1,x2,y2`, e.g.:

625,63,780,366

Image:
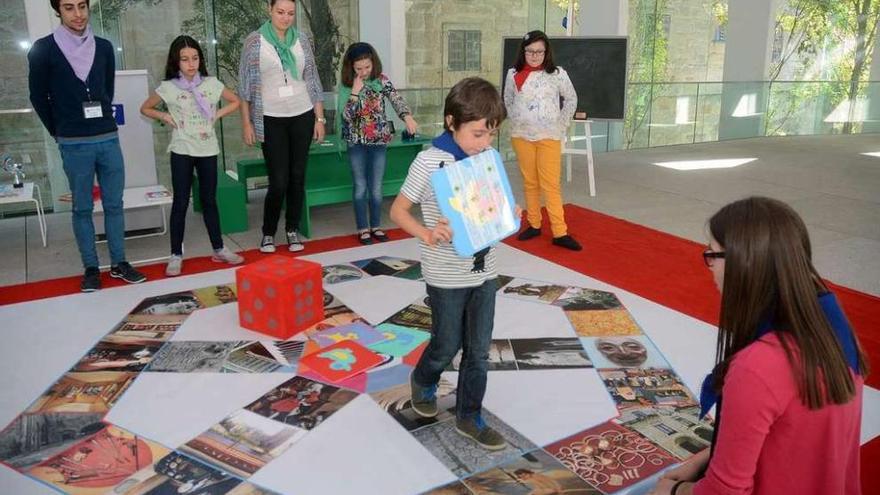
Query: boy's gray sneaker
455,415,507,451
410,373,438,418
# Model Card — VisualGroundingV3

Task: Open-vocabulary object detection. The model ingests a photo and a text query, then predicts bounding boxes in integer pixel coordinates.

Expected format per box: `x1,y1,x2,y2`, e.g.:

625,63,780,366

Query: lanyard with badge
82,79,103,119
274,46,295,98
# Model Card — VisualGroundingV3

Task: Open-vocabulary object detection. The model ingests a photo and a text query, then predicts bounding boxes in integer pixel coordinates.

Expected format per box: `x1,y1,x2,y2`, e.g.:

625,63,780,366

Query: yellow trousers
511,137,567,237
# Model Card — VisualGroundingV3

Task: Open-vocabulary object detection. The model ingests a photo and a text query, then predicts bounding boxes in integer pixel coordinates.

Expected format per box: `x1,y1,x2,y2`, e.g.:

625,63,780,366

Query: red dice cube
235,256,324,339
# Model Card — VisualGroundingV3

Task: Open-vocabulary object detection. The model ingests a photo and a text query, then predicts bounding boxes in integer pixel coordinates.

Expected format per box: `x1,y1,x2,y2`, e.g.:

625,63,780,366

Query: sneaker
410,373,438,418
110,262,146,284
517,226,541,241
371,229,389,242
260,235,276,253
552,234,582,251
165,255,183,277
358,231,372,245
455,415,507,451
287,230,304,252
212,246,244,265
81,267,101,292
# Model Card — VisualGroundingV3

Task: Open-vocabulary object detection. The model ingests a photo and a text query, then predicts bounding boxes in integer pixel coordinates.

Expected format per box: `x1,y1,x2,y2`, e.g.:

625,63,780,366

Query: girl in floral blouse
504,30,581,251
338,42,417,244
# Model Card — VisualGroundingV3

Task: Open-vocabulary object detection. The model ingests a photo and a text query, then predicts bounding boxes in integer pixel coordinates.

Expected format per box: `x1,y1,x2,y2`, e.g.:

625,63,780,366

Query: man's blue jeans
412,279,497,420
59,138,126,269
347,144,387,231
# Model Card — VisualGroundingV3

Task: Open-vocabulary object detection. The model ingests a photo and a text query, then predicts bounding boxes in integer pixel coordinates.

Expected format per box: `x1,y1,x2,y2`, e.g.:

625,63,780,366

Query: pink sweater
694,333,863,495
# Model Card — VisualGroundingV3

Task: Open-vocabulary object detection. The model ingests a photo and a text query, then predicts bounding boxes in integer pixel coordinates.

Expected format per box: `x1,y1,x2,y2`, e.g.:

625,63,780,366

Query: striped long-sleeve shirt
399,146,498,288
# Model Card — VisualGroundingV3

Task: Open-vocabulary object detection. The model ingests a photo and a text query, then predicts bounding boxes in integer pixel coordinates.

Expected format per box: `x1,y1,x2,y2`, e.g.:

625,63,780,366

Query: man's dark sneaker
552,234,582,251
110,262,146,284
81,267,101,292
517,226,541,241
455,415,507,451
410,373,438,418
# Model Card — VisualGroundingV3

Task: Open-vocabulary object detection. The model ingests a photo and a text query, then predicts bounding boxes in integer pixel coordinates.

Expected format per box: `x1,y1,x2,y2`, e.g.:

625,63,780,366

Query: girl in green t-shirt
141,35,244,277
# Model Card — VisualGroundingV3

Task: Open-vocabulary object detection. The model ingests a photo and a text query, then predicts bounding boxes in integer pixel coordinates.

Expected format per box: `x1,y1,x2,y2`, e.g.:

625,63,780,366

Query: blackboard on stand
501,36,627,121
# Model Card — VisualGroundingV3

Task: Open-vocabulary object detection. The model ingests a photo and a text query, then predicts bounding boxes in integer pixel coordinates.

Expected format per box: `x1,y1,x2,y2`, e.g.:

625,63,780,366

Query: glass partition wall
1,0,877,218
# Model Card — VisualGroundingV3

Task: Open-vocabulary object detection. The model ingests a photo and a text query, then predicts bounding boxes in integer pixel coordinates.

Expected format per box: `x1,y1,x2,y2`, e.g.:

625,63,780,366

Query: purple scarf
53,24,95,83
171,72,214,120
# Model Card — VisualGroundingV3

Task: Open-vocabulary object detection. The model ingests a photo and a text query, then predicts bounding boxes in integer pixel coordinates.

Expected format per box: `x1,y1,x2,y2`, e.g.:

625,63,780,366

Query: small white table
0,182,47,247
93,184,173,268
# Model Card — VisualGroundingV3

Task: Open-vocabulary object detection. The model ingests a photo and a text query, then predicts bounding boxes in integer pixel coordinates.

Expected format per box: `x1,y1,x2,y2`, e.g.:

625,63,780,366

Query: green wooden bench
235,135,430,238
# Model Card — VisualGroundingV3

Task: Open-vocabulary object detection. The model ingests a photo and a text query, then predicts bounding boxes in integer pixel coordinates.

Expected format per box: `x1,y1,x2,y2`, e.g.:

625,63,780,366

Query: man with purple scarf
28,0,146,291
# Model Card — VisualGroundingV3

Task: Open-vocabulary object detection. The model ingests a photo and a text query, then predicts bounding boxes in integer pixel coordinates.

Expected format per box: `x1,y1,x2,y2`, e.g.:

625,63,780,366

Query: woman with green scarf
238,0,326,254
338,42,418,245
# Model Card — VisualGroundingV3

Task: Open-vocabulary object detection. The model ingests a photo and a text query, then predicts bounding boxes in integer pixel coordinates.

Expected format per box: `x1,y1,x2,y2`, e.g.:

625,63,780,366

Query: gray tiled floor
1,133,877,296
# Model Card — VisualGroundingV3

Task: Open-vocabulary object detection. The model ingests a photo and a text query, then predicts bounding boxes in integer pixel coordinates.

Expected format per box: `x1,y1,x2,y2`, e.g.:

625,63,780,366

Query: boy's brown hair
443,77,506,131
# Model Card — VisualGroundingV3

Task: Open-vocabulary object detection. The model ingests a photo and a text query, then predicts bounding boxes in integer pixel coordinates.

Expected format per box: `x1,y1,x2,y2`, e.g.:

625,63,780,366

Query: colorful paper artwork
310,322,386,348
72,341,161,373
25,372,137,414
192,284,238,307
462,449,601,495
581,335,669,369
351,256,420,277
298,340,384,383
321,264,367,285
599,368,698,412
27,423,170,495
499,278,568,304
368,323,430,357
112,450,243,494
244,376,358,430
431,148,520,256
0,412,105,471
545,421,678,494
182,410,306,477
565,308,642,337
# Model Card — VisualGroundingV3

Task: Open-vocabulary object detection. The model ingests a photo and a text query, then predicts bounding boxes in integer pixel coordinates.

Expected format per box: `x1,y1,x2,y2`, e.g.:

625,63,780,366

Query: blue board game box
430,148,520,256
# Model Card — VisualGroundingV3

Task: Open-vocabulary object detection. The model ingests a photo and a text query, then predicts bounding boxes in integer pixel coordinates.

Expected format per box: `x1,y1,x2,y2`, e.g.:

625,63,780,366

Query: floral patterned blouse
341,74,412,145
503,67,577,141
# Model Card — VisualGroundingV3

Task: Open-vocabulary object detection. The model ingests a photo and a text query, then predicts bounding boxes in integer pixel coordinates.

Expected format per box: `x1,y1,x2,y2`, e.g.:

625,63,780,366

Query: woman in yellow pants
503,30,581,251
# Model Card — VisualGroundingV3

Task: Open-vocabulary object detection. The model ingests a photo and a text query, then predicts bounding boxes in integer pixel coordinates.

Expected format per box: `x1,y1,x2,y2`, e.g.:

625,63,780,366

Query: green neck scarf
260,20,299,80
336,76,384,139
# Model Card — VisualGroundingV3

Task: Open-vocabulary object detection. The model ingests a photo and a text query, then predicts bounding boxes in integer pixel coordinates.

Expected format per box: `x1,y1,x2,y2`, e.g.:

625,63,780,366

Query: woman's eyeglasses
524,49,546,56
702,249,725,267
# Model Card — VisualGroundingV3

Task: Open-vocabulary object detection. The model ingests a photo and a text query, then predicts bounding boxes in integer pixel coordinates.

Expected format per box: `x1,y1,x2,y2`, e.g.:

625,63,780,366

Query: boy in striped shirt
390,77,509,450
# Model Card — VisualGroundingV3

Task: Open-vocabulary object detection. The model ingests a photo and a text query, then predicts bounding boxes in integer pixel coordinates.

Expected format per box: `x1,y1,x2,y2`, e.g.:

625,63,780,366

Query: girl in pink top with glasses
650,196,867,495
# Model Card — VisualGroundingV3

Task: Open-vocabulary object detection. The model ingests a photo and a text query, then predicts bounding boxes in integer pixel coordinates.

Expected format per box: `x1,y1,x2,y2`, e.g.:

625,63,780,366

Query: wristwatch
316,116,327,124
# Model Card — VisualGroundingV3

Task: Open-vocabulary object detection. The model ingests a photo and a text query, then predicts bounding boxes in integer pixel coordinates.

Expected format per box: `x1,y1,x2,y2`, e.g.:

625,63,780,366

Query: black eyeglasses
702,249,725,267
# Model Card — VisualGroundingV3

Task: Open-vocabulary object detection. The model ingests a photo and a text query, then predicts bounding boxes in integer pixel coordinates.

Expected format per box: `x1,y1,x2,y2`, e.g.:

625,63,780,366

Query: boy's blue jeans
347,144,387,231
412,279,497,420
59,138,126,269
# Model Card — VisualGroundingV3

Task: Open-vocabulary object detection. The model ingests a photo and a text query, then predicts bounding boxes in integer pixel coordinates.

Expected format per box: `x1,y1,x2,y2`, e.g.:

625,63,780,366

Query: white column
358,0,407,88
24,0,57,41
578,0,628,37
718,0,780,140
577,0,627,152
